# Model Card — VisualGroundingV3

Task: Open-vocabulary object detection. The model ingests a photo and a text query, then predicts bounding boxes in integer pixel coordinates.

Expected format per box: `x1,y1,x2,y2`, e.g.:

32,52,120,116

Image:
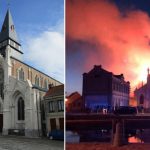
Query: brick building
82,65,130,111
66,92,83,113
44,85,64,134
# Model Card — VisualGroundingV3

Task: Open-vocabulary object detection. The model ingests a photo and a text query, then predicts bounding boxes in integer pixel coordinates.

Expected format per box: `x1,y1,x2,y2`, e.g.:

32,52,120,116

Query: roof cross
7,0,10,8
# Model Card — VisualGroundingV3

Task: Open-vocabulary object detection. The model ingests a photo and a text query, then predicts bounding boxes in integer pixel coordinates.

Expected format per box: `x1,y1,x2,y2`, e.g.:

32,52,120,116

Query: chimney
49,83,54,89
94,65,102,69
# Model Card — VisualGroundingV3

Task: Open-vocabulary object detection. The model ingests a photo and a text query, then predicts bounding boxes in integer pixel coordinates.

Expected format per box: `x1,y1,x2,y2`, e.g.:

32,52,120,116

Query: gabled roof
0,9,19,44
88,65,111,75
67,92,81,99
67,92,82,104
44,85,64,98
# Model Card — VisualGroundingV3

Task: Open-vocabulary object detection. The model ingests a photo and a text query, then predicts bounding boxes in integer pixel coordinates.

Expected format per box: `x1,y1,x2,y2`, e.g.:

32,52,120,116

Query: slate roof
0,9,19,44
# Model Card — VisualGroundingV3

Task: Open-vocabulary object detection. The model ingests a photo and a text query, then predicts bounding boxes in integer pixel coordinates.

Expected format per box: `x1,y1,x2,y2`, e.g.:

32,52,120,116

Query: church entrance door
0,114,3,132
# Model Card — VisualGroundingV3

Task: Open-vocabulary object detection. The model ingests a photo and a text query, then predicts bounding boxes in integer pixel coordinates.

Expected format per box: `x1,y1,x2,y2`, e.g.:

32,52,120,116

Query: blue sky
0,0,64,83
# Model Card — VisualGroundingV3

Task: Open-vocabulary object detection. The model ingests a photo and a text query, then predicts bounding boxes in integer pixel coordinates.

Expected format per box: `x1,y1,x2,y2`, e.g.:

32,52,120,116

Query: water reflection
67,129,150,143
128,136,144,143
128,129,150,143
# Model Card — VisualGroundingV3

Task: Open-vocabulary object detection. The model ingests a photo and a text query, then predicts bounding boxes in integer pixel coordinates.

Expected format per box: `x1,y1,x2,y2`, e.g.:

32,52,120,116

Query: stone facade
82,65,130,111
0,10,62,137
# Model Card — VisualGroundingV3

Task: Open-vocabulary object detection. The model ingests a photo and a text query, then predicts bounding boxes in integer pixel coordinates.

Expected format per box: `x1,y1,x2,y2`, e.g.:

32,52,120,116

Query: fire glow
66,0,150,94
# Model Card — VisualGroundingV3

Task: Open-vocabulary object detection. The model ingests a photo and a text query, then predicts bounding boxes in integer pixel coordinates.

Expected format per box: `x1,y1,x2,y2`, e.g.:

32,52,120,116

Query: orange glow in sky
66,0,150,94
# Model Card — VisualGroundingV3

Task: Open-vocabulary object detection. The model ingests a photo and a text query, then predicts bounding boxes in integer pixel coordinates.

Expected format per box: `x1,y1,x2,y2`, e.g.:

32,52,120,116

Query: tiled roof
44,84,64,97
67,92,82,103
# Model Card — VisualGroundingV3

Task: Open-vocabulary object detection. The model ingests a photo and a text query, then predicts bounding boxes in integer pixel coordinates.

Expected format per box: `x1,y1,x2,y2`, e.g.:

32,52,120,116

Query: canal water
67,129,150,143
128,129,150,143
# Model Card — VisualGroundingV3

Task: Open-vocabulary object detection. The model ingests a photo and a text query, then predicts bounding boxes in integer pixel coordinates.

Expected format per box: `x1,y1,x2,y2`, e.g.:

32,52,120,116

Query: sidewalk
0,135,64,150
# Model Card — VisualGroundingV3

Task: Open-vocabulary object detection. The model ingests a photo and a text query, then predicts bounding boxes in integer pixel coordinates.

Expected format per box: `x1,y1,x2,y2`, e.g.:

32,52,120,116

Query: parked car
48,129,64,140
113,106,137,115
137,106,144,113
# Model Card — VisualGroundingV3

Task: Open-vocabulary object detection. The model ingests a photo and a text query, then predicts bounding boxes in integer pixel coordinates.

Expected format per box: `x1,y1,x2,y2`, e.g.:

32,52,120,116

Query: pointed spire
0,9,19,44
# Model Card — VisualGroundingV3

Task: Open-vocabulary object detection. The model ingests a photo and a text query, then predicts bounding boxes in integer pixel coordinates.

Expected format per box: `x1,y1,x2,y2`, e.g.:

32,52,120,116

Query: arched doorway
12,91,25,131
140,94,144,105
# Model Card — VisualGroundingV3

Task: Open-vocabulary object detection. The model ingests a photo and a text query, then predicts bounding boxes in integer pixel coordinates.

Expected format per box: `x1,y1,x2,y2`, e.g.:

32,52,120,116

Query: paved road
0,136,64,150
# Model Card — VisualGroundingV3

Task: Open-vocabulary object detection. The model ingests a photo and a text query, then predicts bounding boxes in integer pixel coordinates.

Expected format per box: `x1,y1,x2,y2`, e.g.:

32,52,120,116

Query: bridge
66,113,150,130
66,113,150,146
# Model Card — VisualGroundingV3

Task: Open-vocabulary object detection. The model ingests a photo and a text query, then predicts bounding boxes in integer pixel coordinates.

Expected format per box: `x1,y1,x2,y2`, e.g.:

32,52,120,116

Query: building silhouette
134,68,150,109
82,65,130,111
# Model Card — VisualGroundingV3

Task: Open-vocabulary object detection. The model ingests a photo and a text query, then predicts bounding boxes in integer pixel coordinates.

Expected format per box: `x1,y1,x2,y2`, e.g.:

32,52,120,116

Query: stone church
134,69,150,109
0,9,62,137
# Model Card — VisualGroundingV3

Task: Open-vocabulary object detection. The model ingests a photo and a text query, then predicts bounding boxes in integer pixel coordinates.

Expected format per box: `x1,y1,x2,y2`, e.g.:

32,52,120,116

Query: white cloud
23,29,64,83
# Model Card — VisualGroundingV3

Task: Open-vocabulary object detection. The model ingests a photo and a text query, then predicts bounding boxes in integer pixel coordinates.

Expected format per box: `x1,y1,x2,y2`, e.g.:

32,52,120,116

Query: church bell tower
0,9,23,60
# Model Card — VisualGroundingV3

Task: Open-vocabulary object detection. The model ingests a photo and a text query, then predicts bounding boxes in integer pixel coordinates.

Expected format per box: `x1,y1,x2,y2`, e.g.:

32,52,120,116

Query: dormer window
11,25,15,31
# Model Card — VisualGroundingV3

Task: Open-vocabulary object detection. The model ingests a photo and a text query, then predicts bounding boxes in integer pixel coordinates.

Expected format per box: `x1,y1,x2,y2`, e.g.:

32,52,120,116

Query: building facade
66,92,83,113
82,65,130,111
44,85,64,133
134,69,150,109
0,10,62,137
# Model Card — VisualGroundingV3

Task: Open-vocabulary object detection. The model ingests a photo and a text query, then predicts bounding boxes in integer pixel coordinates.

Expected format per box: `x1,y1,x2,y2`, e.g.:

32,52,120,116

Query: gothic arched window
40,77,43,87
44,79,48,89
18,68,24,81
18,97,25,120
35,75,40,86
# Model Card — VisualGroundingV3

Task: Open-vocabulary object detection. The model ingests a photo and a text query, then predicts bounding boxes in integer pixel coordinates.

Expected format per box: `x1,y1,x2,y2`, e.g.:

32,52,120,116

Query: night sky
66,0,150,95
